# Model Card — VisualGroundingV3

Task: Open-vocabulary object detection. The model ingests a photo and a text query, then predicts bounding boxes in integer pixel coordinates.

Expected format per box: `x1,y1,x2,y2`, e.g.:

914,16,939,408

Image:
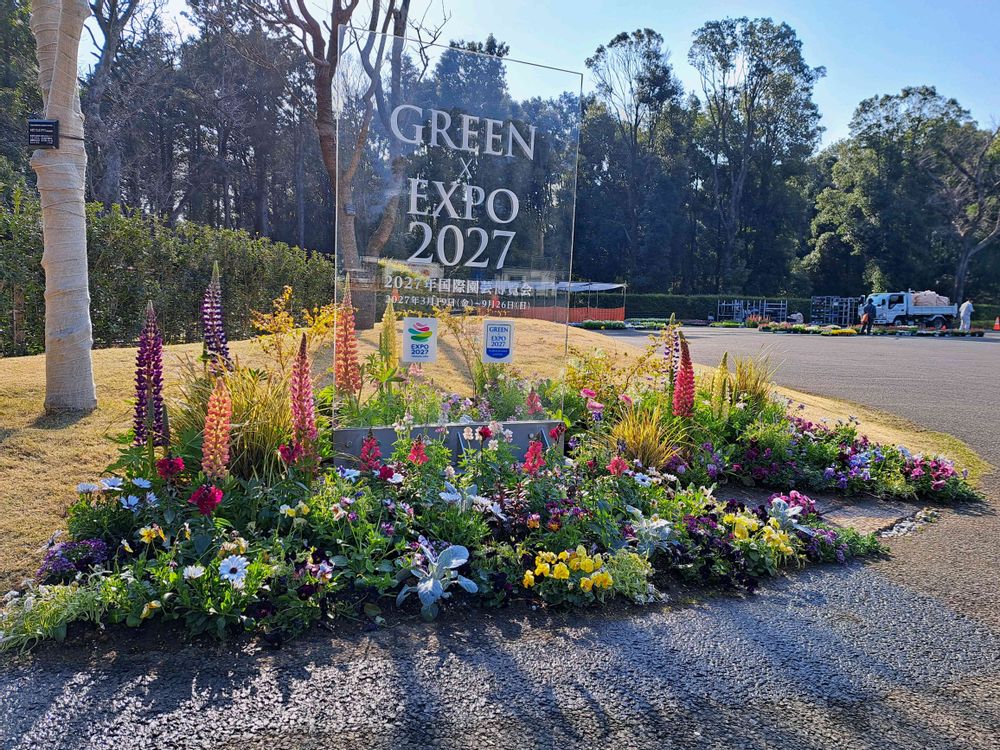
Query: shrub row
1,196,336,355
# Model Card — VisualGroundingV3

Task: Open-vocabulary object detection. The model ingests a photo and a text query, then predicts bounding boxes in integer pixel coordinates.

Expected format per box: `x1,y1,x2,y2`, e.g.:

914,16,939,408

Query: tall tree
81,0,140,206
29,0,97,411
689,17,824,292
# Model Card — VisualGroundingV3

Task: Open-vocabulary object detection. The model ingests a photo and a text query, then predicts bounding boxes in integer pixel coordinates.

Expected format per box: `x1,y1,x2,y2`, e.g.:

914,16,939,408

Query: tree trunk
12,285,26,351
295,126,305,249
30,0,97,412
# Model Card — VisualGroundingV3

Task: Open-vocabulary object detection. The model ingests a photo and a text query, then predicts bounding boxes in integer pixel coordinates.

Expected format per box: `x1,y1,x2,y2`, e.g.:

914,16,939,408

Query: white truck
859,291,957,327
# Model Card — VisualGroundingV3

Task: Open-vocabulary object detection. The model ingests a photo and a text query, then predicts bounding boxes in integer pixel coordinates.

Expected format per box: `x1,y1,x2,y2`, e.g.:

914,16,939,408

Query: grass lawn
0,320,987,590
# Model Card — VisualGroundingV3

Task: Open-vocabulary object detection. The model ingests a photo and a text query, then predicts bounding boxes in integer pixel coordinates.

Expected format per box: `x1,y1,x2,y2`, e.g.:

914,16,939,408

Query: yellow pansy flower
534,562,550,577
580,558,594,574
593,554,603,569
140,600,161,619
138,526,161,544
569,558,581,571
552,562,570,580
558,550,569,561
575,545,587,558
522,571,535,588
579,577,593,592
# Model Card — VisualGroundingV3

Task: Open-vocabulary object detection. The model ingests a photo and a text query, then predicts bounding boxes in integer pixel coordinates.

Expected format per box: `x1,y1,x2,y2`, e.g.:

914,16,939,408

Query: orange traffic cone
994,316,1000,331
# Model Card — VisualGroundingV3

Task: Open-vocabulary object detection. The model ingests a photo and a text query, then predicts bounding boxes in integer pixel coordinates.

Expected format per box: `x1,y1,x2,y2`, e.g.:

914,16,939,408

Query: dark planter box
332,420,564,466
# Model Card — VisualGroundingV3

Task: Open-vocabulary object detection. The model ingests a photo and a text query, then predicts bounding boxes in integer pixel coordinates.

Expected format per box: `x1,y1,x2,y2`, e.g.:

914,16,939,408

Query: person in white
959,299,974,331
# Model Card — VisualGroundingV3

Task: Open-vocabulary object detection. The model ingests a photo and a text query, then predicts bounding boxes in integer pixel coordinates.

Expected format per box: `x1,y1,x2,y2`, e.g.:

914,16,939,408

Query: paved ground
2,329,999,750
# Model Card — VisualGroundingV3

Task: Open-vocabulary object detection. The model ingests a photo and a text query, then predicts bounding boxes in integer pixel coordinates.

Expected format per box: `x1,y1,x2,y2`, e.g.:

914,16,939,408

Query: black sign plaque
28,119,59,149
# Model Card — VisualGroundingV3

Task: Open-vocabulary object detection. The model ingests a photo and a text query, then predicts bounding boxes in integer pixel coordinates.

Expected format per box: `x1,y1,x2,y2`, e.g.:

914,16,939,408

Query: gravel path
2,330,998,750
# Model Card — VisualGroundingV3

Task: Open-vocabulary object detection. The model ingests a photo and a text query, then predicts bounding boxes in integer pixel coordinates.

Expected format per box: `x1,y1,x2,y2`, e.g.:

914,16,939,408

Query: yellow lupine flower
522,571,535,588
552,562,570,580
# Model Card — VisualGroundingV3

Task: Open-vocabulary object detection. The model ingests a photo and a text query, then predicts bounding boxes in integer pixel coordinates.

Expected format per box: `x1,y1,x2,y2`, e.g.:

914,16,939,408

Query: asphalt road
2,329,999,750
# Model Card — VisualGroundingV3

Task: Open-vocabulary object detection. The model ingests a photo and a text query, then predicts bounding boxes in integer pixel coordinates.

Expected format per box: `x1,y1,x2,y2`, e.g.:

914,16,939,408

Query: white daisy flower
132,478,152,489
387,473,404,485
183,565,205,580
100,477,124,490
218,555,249,587
76,482,100,494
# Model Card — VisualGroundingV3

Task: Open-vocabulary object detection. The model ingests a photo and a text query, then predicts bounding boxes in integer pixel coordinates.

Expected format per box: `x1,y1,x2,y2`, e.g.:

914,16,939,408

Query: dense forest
1,0,998,303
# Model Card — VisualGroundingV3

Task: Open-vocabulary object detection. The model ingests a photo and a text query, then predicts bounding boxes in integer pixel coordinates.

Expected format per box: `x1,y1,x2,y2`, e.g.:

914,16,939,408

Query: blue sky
83,0,1000,146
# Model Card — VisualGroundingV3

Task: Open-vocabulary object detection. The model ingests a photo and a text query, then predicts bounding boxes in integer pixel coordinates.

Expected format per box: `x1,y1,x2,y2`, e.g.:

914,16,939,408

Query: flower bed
0,280,981,652
573,320,626,330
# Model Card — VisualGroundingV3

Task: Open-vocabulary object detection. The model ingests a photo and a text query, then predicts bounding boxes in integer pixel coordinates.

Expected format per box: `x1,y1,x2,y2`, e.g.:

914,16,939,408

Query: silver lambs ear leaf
436,545,469,569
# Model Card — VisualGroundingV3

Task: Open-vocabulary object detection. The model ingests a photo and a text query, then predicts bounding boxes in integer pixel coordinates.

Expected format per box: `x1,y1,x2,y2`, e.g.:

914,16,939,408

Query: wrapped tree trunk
29,0,97,412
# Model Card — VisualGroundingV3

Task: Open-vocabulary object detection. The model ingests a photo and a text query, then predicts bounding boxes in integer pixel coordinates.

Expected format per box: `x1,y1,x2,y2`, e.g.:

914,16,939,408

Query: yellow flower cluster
218,536,249,558
522,546,614,592
722,513,796,557
722,513,760,541
279,501,310,518
763,519,795,556
138,525,165,545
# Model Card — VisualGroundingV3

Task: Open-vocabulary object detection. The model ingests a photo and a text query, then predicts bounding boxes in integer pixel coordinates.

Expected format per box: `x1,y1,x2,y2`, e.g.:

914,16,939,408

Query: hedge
1,197,336,355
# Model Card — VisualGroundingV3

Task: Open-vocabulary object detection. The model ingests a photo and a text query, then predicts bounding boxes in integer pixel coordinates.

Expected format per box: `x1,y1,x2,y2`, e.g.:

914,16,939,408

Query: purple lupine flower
133,301,167,446
201,261,232,370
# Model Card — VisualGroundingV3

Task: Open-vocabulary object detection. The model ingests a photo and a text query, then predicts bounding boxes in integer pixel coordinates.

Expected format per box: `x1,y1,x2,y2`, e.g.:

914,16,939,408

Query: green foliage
0,581,106,652
172,362,293,483
0,199,337,354
67,494,136,547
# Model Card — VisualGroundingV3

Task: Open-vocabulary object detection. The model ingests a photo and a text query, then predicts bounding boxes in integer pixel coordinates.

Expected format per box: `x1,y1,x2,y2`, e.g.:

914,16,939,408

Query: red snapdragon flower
189,485,223,516
549,424,566,441
407,439,429,465
378,464,395,481
478,425,492,440
156,456,185,480
360,433,382,471
278,442,304,465
523,440,545,475
607,456,629,476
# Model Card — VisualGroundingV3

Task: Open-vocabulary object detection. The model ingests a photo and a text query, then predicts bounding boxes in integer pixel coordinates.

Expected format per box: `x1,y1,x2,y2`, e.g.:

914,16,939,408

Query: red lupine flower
407,439,429,465
189,485,223,516
334,277,362,394
156,456,185,480
607,456,629,476
672,334,695,418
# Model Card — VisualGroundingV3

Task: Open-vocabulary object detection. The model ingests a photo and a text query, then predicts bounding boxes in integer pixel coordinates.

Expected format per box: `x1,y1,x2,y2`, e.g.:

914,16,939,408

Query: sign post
27,119,59,149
